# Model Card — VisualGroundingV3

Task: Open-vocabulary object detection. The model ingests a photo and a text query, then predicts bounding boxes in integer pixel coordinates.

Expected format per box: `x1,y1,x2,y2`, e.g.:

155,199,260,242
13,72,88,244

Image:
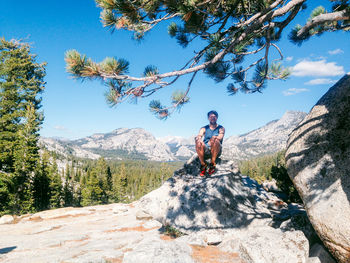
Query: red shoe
208,164,216,176
200,164,207,177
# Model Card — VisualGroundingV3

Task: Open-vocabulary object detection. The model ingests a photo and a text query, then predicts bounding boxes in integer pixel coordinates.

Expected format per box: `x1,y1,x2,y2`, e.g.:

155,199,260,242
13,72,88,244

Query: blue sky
1,0,349,139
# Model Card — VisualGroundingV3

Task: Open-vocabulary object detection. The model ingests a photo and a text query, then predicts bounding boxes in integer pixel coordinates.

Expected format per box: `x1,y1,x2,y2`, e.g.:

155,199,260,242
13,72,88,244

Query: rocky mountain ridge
222,111,307,161
39,111,307,162
40,128,175,162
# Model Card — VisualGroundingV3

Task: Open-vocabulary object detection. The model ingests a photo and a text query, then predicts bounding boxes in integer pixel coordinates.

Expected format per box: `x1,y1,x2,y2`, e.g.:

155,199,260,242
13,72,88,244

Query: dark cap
207,110,218,118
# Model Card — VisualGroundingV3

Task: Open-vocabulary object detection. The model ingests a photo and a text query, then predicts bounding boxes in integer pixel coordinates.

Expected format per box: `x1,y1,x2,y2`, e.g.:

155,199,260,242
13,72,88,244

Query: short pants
204,143,222,159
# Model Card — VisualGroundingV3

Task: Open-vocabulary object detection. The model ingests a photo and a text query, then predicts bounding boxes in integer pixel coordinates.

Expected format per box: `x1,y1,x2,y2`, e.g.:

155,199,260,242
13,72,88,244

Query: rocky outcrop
286,74,350,263
1,158,320,263
137,157,331,262
139,158,283,232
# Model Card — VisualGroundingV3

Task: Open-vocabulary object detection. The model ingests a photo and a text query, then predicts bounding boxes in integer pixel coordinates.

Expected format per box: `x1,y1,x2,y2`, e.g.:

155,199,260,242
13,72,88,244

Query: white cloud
283,88,309,96
292,59,345,77
328,48,344,55
54,125,67,131
286,56,293,62
304,78,336,85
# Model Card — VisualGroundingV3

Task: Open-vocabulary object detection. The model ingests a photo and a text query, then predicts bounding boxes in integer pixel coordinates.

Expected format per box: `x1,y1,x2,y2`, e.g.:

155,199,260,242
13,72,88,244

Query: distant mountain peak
40,111,306,162
222,111,307,161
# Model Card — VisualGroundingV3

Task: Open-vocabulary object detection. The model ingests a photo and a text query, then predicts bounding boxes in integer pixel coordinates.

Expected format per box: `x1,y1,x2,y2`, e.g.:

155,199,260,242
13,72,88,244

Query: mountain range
39,111,307,162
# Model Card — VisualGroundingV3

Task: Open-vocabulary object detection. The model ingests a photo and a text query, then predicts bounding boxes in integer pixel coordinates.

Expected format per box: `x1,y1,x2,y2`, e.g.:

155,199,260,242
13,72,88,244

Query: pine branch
72,0,306,84
94,0,305,82
67,0,332,118
149,71,197,119
296,8,350,39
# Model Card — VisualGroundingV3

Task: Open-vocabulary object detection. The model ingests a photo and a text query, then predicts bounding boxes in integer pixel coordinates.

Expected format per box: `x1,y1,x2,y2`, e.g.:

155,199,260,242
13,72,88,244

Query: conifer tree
48,157,63,209
110,173,121,202
0,174,11,216
81,169,105,206
33,151,51,210
0,38,46,214
111,163,128,202
106,166,112,191
63,164,74,206
95,158,111,193
65,0,350,119
118,163,128,202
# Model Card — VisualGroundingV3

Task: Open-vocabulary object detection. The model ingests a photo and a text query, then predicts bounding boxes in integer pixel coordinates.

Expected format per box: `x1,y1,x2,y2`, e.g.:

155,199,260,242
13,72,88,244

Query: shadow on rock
286,75,350,205
140,156,285,233
0,246,17,254
286,74,350,262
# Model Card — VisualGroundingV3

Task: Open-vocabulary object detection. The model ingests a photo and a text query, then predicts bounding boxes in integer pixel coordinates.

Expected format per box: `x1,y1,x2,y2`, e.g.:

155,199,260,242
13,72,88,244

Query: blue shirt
203,125,223,147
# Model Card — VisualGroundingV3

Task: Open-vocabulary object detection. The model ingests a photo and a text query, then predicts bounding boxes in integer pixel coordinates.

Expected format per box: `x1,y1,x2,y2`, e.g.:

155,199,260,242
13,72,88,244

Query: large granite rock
138,157,313,262
286,74,350,263
139,158,284,233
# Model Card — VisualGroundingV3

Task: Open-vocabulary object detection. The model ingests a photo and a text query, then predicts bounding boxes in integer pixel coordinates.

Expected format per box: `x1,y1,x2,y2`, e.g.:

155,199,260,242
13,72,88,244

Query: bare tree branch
235,44,266,55
270,43,283,60
142,13,180,25
274,2,303,39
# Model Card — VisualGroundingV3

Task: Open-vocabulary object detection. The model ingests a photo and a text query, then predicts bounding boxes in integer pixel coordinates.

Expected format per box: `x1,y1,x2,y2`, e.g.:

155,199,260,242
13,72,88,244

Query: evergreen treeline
239,151,286,184
1,148,182,216
60,157,182,208
0,38,46,215
239,150,301,203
